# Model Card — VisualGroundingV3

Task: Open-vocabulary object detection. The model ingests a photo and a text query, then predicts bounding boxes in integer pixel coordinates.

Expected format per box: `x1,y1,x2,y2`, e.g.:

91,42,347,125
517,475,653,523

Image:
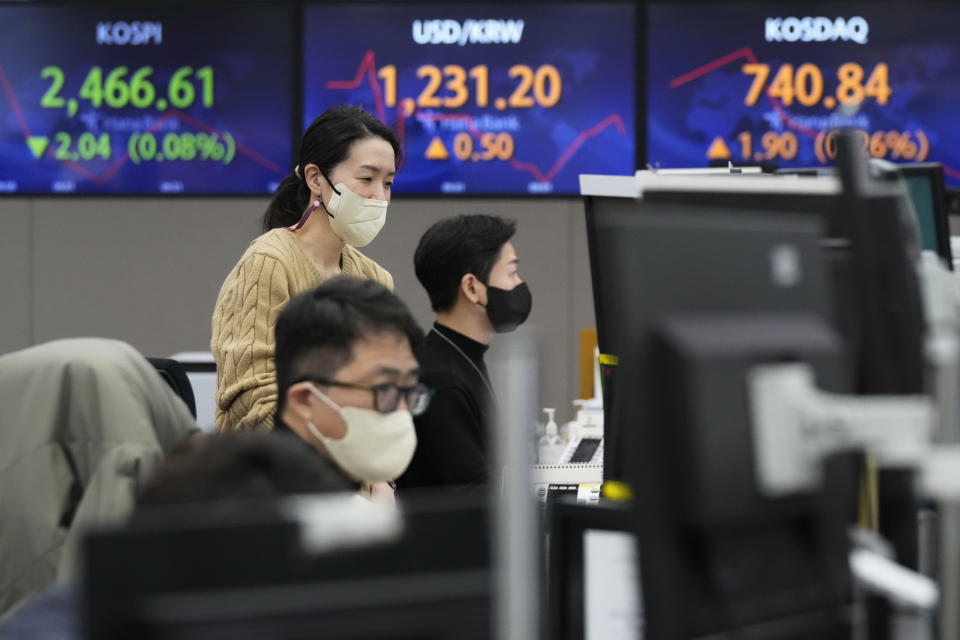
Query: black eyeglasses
298,377,433,416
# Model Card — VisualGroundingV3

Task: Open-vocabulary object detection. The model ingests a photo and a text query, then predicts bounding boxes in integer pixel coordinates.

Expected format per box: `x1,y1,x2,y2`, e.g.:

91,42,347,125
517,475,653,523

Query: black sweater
397,323,494,489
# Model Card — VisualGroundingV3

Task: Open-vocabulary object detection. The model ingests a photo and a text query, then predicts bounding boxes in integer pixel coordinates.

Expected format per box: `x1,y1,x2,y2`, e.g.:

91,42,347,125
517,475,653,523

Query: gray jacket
0,338,197,625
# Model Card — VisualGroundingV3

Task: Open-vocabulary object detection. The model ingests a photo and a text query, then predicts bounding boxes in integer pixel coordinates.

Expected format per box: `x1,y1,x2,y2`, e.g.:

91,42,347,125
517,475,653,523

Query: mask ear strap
305,419,330,445
303,385,346,443
323,172,342,196
320,172,342,220
307,383,343,413
287,170,343,230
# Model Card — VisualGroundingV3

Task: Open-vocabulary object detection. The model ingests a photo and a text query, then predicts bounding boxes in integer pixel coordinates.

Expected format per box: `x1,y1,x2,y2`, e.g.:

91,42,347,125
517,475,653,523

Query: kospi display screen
647,3,960,186
303,3,635,195
0,6,293,194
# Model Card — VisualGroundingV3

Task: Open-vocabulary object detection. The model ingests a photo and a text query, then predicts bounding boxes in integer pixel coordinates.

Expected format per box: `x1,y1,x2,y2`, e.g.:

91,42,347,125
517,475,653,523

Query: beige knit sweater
211,228,393,432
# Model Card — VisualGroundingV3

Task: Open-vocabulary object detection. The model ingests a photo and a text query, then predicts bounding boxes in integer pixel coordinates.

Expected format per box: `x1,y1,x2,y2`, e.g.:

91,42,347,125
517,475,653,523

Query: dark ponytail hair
262,105,402,232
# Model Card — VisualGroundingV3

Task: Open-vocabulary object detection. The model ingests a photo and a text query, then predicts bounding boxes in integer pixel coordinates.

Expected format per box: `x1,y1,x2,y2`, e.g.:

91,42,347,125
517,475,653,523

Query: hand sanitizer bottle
537,408,564,465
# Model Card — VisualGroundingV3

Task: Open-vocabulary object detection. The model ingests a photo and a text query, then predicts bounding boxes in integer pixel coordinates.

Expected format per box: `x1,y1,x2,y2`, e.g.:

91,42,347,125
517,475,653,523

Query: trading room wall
0,197,596,422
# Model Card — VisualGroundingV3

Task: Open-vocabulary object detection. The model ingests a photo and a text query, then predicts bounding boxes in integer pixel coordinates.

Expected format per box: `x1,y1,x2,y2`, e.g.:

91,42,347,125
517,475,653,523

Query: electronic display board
647,3,960,186
0,5,293,194
304,2,636,195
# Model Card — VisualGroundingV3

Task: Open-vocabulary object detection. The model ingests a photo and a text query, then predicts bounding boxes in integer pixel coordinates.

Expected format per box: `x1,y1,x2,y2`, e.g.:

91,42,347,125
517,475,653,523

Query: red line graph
669,47,817,139
326,50,627,184
0,61,31,136
172,109,284,175
669,47,960,178
669,47,756,90
325,50,388,124
510,114,625,183
0,59,284,186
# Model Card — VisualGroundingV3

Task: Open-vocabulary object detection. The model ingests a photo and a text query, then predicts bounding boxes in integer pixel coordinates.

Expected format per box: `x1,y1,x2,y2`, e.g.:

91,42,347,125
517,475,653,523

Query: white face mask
304,385,417,483
324,182,388,248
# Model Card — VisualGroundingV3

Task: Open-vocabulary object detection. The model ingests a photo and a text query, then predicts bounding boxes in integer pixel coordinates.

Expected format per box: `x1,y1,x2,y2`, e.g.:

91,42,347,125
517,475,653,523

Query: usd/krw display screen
0,6,293,194
304,3,635,195
647,3,960,186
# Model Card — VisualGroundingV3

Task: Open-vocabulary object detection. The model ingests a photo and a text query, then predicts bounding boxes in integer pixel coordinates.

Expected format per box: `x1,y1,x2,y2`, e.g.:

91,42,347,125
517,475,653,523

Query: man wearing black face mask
397,215,532,490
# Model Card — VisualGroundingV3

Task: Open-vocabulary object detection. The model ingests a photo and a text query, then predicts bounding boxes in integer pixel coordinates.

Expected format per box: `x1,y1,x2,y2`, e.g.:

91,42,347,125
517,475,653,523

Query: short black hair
414,214,517,312
274,276,424,414
136,432,354,508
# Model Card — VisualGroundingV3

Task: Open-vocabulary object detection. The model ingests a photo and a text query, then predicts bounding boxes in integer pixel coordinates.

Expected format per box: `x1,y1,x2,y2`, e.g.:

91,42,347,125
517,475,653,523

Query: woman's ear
302,163,325,196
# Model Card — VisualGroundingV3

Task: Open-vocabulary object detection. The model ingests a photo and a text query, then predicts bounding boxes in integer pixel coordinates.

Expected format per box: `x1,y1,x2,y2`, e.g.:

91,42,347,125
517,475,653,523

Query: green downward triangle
27,136,49,159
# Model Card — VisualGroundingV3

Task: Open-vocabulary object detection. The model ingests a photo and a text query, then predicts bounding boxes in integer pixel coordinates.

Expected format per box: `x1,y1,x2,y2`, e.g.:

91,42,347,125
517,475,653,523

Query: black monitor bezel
546,498,636,640
900,162,952,270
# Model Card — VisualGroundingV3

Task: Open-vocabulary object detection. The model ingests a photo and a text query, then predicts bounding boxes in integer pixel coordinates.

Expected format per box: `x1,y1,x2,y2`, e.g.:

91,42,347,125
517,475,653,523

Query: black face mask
483,282,532,333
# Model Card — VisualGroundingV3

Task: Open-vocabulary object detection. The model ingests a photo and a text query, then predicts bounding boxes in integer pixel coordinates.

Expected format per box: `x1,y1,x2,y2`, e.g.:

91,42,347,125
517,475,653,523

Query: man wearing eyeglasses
271,276,430,503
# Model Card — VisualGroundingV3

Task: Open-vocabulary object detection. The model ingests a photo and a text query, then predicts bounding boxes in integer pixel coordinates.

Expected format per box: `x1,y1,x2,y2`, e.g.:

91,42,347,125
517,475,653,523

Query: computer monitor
586,173,847,347
588,201,856,639
635,167,926,399
82,491,490,639
584,189,856,480
781,163,952,270
900,163,952,269
547,498,640,640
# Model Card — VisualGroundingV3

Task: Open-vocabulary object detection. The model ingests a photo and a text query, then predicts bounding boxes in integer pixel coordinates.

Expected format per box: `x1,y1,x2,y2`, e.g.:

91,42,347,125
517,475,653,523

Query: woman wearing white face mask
212,106,400,432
